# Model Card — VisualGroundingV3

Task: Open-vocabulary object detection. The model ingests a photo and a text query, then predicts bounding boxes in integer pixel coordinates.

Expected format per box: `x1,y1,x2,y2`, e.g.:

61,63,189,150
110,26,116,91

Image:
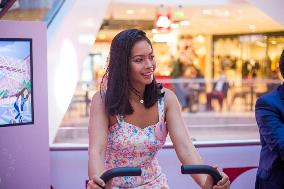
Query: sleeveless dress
105,97,169,188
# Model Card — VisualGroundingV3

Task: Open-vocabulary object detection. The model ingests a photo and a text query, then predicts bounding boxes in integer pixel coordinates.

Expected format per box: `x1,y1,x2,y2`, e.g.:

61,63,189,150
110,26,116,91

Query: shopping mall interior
0,0,284,188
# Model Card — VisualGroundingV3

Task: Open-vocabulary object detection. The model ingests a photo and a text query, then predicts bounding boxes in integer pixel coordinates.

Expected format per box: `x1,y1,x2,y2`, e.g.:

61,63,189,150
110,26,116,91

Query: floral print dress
105,97,169,189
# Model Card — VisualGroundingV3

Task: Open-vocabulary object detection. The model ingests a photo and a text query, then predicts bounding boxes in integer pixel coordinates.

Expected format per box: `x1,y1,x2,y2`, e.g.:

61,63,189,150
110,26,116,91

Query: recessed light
156,15,172,28
249,24,256,31
180,20,190,26
153,33,175,43
224,10,230,16
126,9,135,15
202,9,212,15
194,35,205,43
152,29,159,34
271,40,277,45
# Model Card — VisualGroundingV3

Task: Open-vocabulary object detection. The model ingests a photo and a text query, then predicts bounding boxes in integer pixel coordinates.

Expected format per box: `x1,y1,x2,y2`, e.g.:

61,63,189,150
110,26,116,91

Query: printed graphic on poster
0,39,33,127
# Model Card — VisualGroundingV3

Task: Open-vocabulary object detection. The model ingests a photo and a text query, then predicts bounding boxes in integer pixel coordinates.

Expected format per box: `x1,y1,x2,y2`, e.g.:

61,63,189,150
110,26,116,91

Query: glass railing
157,78,282,112
53,78,282,145
43,0,65,27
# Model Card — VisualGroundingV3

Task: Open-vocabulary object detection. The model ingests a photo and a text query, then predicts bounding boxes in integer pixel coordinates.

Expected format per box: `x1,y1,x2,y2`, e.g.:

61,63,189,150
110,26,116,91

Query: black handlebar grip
100,167,142,183
181,165,222,185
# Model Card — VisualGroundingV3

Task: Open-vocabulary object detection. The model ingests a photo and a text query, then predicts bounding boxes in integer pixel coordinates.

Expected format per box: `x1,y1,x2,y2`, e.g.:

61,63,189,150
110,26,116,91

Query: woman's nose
145,58,154,68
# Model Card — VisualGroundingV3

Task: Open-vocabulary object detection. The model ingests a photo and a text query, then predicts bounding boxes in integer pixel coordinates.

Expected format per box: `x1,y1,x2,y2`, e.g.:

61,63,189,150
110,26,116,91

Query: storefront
213,31,284,80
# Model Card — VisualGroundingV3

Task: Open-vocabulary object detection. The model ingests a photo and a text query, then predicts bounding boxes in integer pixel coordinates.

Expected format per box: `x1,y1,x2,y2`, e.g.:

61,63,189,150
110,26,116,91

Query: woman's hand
203,168,230,189
87,175,105,189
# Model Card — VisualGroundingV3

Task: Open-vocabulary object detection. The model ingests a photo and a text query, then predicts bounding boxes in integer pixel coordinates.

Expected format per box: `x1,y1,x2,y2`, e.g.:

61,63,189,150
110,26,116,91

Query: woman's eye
149,55,155,60
134,58,143,63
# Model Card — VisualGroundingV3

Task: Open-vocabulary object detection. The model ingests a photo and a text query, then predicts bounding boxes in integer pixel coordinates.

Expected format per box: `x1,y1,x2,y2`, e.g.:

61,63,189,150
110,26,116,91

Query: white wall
0,21,50,189
47,0,110,144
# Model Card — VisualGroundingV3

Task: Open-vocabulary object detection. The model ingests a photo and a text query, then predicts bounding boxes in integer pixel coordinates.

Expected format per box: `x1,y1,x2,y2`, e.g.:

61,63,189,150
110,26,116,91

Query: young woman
88,29,230,189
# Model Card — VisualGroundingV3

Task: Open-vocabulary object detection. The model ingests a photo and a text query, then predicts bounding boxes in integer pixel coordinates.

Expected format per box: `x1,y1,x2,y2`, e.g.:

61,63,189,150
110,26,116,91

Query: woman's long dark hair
100,29,164,116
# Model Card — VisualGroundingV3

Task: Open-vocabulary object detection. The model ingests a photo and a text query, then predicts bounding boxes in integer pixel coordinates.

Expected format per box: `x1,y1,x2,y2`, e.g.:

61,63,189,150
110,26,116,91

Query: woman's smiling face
129,40,156,87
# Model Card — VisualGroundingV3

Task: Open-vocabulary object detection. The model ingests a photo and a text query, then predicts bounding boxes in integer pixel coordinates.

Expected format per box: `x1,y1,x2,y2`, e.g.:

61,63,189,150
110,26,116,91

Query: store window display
213,33,284,81
213,33,284,111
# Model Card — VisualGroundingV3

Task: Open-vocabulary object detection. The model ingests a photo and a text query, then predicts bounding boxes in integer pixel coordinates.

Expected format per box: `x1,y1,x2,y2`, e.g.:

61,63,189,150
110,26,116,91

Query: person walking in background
87,29,230,189
255,50,284,189
206,73,229,111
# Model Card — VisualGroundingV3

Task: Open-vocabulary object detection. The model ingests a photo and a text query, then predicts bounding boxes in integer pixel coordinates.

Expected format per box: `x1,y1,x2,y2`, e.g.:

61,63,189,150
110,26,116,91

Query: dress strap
158,96,165,123
115,115,124,126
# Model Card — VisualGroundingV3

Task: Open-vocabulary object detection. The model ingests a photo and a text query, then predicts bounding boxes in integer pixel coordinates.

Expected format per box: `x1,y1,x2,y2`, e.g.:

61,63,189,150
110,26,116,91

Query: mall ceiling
1,0,284,37
101,1,284,35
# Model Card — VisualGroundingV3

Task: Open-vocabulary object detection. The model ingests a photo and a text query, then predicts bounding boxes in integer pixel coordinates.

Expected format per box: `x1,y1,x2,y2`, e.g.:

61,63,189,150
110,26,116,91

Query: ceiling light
126,9,135,15
152,29,159,33
249,24,256,31
224,10,230,16
202,9,212,15
271,40,277,45
180,20,190,26
153,33,175,43
214,9,230,17
195,35,205,43
156,15,172,29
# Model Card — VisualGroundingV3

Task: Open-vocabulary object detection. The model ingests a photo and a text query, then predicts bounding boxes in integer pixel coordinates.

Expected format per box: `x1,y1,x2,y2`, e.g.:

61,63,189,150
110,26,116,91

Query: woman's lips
142,72,153,79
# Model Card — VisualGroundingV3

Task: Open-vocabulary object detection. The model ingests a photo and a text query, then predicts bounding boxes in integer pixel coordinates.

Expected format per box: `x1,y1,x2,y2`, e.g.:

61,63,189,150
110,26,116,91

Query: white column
47,0,110,145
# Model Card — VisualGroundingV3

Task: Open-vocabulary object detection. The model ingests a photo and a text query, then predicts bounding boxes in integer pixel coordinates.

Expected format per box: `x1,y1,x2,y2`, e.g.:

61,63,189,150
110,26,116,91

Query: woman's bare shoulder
90,91,105,111
92,91,103,101
163,88,177,101
89,91,110,126
163,88,180,108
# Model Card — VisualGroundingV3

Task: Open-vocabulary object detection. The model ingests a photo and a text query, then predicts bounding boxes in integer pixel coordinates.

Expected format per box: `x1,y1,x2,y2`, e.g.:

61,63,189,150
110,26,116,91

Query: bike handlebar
181,165,222,185
100,167,142,183
97,165,221,188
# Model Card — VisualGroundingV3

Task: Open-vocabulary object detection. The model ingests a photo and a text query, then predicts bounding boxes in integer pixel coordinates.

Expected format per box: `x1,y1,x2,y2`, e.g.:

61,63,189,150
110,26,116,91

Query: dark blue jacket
255,84,284,187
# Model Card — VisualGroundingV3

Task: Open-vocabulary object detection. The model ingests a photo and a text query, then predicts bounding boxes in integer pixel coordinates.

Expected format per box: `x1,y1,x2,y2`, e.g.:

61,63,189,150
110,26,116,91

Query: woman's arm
88,92,109,180
164,88,230,189
164,88,206,187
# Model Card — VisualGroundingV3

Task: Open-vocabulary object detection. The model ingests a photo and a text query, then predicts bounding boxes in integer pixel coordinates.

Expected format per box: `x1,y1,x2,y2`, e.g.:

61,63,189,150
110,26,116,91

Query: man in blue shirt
255,50,284,189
